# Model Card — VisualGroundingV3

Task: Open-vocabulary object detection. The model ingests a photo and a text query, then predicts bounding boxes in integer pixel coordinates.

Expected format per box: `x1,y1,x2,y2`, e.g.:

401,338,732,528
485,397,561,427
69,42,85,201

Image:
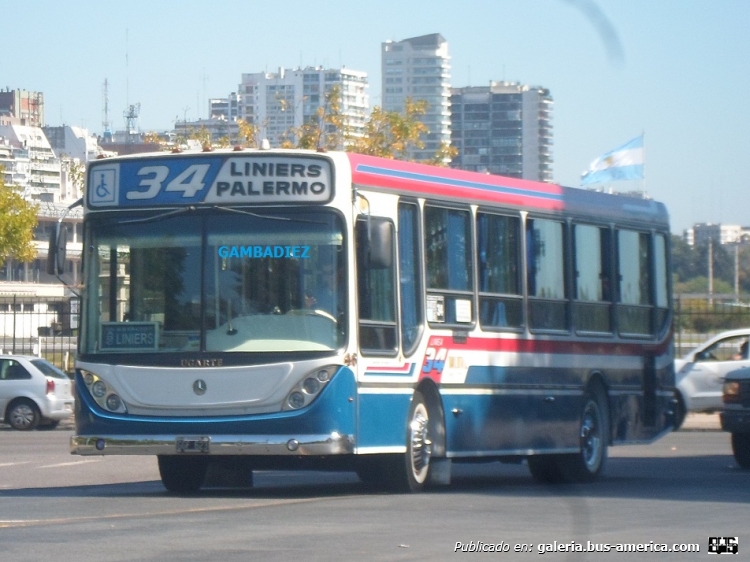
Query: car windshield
30,359,69,379
83,209,346,355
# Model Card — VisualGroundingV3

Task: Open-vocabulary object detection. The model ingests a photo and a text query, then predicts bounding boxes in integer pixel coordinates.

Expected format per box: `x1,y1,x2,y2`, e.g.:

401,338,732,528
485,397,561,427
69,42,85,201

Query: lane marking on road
0,496,352,528
38,459,103,469
0,462,31,468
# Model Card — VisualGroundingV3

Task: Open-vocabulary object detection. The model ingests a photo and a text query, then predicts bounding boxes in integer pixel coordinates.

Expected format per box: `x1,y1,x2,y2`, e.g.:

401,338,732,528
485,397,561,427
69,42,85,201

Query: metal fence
0,295,78,372
674,294,750,356
0,294,747,371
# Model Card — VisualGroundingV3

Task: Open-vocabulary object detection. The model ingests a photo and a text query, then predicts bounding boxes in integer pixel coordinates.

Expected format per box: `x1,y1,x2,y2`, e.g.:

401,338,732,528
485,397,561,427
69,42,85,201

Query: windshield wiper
118,206,197,225
211,206,328,225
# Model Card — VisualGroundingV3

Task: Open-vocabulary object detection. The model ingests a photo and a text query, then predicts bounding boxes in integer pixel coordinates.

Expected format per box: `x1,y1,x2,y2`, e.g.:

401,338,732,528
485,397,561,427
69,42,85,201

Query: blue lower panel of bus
441,391,581,455
74,367,358,440
356,393,412,451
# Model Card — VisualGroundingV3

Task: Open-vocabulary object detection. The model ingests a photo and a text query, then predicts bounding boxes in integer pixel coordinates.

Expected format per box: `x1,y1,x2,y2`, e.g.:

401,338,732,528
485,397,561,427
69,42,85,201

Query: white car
0,355,74,430
674,329,750,427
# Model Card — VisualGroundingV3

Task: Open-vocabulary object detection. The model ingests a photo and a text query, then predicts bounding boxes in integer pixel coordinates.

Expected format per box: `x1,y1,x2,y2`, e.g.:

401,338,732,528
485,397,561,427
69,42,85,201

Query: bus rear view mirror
356,217,393,270
46,222,68,275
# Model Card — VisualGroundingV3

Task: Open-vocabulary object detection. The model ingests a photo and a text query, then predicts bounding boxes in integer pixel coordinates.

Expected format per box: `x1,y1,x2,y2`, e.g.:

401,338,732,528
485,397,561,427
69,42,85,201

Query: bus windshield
83,209,346,355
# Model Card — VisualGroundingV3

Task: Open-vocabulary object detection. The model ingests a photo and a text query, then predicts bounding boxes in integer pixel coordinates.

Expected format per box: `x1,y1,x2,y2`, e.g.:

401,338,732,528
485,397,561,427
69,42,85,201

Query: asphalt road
0,425,747,561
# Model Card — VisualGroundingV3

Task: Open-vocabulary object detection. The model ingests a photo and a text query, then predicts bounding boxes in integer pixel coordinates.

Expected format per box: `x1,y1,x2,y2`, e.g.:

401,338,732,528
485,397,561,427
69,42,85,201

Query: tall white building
209,93,240,121
43,125,102,163
0,125,82,290
450,82,554,182
0,124,61,202
237,67,368,148
381,33,451,162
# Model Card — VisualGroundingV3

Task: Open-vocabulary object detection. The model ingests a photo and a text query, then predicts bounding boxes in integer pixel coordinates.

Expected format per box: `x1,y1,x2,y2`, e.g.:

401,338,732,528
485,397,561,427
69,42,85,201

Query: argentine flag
581,135,644,186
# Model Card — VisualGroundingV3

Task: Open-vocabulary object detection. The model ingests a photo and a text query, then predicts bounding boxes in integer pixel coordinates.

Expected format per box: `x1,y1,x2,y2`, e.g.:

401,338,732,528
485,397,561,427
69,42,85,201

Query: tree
283,85,347,151
349,98,429,160
0,166,38,263
237,118,260,148
278,87,456,165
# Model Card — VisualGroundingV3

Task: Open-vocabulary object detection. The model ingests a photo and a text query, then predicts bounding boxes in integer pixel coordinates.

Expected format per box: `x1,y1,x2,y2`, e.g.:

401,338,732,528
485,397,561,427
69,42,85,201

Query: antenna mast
123,29,140,143
102,79,112,141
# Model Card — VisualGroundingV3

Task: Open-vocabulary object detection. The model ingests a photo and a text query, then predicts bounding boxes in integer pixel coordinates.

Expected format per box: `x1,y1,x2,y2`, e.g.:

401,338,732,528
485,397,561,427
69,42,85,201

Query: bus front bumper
71,431,354,456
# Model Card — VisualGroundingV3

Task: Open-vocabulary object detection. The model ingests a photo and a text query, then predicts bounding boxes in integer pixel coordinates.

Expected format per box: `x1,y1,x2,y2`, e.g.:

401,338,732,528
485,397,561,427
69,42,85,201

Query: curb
679,413,721,432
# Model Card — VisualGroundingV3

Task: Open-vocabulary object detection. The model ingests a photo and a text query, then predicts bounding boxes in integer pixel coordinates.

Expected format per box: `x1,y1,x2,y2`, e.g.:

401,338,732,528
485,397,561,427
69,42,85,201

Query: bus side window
526,217,567,331
356,217,398,355
424,205,474,326
476,212,523,329
398,202,423,354
653,233,670,335
617,229,652,336
572,223,612,333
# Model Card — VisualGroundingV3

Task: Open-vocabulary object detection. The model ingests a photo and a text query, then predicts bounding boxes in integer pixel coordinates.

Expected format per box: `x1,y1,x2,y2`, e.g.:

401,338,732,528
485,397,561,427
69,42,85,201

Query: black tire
731,433,750,469
557,386,609,482
158,455,209,493
528,387,609,484
387,391,433,492
672,391,686,431
7,399,41,430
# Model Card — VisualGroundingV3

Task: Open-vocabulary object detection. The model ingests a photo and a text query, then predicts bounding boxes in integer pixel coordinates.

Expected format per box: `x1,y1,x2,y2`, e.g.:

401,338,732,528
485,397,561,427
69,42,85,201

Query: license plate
176,436,210,454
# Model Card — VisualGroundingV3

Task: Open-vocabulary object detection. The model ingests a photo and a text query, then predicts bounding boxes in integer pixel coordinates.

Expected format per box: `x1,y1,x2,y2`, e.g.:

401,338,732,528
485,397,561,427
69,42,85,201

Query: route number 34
127,164,210,200
422,347,447,375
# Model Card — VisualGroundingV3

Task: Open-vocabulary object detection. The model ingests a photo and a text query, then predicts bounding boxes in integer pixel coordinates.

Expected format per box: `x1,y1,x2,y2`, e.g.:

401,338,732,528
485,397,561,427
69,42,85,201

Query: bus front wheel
158,455,209,493
397,390,433,492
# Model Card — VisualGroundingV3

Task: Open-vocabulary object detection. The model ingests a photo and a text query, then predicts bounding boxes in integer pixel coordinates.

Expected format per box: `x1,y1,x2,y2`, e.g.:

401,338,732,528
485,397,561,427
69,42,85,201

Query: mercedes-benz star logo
193,379,207,395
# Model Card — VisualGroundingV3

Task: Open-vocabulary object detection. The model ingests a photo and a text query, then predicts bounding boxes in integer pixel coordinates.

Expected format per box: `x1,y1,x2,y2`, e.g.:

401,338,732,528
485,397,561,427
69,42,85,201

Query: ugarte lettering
180,358,224,367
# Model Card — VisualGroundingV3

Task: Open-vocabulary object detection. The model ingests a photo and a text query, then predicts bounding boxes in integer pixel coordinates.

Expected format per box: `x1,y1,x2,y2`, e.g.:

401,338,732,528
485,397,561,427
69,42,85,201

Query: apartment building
237,66,368,148
450,81,553,182
381,33,451,162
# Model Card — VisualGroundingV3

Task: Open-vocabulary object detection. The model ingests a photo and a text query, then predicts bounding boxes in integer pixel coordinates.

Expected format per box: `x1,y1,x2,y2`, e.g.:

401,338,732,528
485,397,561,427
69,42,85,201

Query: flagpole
642,131,646,198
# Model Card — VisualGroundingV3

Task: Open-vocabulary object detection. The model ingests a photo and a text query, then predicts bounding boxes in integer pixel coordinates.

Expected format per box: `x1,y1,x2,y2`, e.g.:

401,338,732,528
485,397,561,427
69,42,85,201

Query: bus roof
347,153,669,229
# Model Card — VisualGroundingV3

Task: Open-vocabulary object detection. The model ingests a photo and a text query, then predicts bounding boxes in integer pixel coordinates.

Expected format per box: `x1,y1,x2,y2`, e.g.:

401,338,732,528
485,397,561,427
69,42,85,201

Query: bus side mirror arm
46,197,83,278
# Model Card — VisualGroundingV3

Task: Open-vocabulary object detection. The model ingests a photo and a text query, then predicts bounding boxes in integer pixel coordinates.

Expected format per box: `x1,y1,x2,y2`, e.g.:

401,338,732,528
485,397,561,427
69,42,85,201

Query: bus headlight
91,380,107,398
303,377,320,395
106,394,123,411
79,369,128,414
283,365,337,410
288,392,305,409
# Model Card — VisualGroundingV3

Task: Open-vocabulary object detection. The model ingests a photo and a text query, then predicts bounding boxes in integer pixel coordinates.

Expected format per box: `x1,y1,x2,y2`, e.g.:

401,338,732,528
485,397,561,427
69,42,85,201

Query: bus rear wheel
559,386,608,482
527,386,608,484
158,455,209,493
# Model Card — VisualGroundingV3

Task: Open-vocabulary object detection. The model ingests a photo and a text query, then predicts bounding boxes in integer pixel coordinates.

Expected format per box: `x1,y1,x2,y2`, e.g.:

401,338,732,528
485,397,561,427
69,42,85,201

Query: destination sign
88,155,333,208
100,322,159,351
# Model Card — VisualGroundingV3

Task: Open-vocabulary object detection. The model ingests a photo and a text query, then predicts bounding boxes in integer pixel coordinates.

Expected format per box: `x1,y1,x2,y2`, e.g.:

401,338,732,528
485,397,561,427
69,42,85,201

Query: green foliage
0,167,38,263
676,297,750,333
671,234,748,293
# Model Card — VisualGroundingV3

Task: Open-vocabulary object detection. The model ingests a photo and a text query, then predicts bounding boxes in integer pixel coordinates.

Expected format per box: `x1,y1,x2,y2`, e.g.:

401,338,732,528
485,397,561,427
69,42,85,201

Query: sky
3,0,749,234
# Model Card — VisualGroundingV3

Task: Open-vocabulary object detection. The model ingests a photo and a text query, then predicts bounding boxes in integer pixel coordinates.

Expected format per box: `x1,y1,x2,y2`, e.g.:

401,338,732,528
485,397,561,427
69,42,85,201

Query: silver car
0,355,74,430
674,329,750,427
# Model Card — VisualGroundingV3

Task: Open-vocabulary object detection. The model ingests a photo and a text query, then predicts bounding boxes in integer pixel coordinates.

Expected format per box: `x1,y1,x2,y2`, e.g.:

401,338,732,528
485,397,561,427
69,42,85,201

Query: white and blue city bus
49,147,676,492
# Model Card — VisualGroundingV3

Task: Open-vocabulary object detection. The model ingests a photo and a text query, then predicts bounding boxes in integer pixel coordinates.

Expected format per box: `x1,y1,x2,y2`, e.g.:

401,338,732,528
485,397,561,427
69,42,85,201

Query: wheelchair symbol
96,173,110,198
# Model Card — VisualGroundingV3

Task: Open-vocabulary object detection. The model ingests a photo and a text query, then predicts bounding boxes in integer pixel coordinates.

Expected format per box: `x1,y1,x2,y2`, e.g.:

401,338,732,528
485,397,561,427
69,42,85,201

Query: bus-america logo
88,156,332,207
